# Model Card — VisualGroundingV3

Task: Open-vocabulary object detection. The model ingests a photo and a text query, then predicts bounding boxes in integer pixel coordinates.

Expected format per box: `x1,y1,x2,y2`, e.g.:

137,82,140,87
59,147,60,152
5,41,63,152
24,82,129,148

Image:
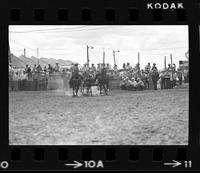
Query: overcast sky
9,25,188,69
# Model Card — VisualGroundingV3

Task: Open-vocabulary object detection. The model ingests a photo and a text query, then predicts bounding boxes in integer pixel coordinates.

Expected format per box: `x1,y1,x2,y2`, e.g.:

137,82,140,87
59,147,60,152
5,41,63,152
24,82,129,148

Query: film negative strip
0,0,200,171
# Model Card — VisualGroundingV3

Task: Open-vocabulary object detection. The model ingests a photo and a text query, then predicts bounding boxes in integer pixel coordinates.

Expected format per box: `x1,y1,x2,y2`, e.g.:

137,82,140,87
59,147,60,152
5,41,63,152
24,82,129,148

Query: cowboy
73,63,79,77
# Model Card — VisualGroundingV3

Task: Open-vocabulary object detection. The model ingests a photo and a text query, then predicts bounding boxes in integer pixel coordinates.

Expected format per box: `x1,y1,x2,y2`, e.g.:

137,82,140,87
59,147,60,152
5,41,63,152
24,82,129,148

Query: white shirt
20,73,28,80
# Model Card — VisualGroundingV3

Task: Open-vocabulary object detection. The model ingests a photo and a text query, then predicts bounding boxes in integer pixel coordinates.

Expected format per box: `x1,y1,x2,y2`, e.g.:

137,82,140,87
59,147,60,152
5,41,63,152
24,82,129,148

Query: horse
69,73,82,97
95,69,109,95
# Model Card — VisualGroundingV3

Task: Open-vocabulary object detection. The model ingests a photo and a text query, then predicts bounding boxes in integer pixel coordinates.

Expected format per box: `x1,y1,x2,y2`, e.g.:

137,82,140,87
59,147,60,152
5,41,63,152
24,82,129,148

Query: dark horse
69,72,82,96
95,68,109,95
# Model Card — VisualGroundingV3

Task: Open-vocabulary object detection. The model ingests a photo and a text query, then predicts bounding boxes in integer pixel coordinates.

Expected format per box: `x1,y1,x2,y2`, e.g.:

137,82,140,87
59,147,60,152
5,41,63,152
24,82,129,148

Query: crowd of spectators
119,62,189,91
9,61,189,91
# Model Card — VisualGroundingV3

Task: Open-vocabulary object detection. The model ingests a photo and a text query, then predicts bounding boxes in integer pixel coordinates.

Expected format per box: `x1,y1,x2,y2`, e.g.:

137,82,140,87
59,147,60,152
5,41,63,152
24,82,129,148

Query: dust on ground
9,87,188,145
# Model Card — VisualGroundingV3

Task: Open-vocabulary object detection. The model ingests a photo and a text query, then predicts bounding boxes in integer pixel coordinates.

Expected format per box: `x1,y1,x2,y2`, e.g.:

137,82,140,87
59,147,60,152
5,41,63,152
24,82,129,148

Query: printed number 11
184,161,192,168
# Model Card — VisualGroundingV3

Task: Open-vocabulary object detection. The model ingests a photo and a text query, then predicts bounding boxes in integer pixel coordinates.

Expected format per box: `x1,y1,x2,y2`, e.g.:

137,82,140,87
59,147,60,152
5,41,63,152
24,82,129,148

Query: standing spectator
9,64,14,91
169,71,173,89
48,64,53,74
20,71,28,84
167,64,172,71
82,64,88,76
44,66,47,73
173,71,177,88
126,62,132,71
164,71,170,89
173,63,176,72
159,71,165,89
54,63,60,72
33,64,37,72
25,64,29,72
106,63,111,72
70,63,74,72
113,64,118,71
26,65,32,80
151,63,158,71
90,64,96,72
13,72,19,91
122,63,126,70
36,64,42,72
9,64,14,72
97,63,102,73
145,62,151,73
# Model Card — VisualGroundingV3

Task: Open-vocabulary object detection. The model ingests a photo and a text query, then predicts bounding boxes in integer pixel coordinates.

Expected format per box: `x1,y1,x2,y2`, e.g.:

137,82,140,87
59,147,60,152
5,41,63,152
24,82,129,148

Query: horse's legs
90,87,93,96
76,87,79,96
72,87,75,96
99,85,102,95
103,84,108,95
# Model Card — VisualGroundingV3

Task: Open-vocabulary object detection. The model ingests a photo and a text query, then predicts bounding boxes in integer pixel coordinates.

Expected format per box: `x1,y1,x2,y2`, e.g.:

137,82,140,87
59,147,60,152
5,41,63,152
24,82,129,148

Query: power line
9,26,122,34
9,26,87,33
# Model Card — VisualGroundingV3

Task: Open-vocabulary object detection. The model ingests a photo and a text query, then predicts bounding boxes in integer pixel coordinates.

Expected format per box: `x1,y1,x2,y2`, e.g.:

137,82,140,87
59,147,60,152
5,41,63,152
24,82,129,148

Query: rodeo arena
9,26,189,145
9,52,189,145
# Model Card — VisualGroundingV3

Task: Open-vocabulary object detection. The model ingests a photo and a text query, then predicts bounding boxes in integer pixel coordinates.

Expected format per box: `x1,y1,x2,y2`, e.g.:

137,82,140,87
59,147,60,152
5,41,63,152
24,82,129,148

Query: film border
0,0,200,170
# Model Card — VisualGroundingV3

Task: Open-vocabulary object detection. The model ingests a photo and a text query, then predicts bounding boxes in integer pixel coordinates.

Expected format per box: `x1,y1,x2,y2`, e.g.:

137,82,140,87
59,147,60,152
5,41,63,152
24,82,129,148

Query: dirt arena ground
9,86,188,145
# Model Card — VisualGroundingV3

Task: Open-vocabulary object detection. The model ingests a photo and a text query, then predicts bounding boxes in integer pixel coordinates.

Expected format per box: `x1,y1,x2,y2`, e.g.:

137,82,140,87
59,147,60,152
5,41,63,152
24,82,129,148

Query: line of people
119,62,187,91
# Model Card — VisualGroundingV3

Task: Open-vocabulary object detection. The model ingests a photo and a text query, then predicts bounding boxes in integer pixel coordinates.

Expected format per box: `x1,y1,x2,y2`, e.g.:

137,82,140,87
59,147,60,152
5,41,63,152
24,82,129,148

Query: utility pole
113,50,119,67
24,48,26,57
87,45,89,66
138,52,140,74
37,48,39,65
164,56,166,70
103,49,105,65
170,54,173,68
170,54,173,80
86,45,93,67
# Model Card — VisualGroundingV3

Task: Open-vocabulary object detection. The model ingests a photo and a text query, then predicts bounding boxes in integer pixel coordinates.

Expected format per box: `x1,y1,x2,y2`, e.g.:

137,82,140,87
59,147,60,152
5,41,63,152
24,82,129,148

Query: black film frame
0,0,200,171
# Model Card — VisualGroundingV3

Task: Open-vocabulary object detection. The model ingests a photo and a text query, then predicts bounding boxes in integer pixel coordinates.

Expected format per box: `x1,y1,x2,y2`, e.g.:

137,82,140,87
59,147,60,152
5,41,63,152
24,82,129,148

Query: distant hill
10,54,75,69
